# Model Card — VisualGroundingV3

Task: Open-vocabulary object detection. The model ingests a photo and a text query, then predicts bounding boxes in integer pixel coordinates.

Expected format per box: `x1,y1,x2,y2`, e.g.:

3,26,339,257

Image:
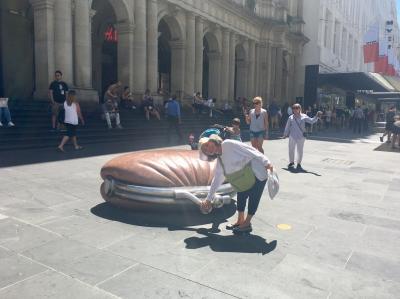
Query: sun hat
198,134,222,161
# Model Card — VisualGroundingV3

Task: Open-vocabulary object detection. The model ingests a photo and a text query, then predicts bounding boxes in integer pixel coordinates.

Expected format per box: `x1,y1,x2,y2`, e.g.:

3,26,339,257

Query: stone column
117,23,135,90
194,16,204,93
275,47,284,102
184,12,196,97
247,39,255,98
147,0,158,93
134,0,147,93
170,41,185,98
74,0,91,88
268,45,277,99
54,0,73,83
30,0,55,99
239,39,249,99
254,43,260,97
208,52,221,101
228,32,236,103
220,28,230,104
258,42,268,100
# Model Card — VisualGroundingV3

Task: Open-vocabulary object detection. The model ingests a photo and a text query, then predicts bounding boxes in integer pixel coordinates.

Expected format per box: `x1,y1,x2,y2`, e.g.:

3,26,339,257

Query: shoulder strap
217,157,226,175
293,116,304,133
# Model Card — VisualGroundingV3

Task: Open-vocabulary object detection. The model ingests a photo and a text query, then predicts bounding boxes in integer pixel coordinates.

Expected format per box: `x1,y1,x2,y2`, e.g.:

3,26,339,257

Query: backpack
199,124,230,140
57,107,65,124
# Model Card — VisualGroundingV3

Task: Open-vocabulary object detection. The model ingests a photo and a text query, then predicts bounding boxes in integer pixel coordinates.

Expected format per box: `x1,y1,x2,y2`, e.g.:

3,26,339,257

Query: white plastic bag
267,170,279,199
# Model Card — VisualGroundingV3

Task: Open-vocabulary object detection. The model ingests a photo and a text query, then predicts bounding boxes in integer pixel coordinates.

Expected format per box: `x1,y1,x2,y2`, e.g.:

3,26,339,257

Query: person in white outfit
57,90,85,152
283,103,321,171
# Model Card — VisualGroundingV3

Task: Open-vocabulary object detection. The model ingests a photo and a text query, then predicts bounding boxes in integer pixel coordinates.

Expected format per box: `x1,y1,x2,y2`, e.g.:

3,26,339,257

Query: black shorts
65,123,77,137
385,121,394,131
392,125,400,135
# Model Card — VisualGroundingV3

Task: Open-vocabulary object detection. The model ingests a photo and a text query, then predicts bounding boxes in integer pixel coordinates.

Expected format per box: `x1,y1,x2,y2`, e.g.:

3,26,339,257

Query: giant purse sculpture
100,149,235,213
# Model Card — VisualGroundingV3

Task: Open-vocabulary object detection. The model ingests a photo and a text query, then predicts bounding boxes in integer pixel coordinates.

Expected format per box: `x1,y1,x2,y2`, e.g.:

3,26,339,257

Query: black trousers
236,178,267,215
167,116,182,141
353,118,363,133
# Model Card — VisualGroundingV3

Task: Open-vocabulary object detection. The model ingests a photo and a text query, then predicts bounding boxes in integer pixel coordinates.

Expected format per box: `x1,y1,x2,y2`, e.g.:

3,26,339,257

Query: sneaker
379,136,383,142
0,122,3,127
116,124,123,129
7,122,15,127
288,162,294,169
296,164,304,171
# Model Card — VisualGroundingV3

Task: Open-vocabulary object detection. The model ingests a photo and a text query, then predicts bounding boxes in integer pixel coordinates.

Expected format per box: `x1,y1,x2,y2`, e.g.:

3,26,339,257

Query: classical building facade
0,0,307,106
302,0,399,74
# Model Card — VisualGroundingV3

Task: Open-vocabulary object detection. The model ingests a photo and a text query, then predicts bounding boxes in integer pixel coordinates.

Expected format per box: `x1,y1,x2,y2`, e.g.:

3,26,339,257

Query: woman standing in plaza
198,134,274,234
283,103,321,171
245,97,269,153
57,90,85,152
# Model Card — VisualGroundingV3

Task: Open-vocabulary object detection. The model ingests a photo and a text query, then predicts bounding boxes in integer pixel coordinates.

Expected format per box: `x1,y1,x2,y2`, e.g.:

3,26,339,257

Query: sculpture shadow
91,202,236,229
281,167,321,176
182,227,277,255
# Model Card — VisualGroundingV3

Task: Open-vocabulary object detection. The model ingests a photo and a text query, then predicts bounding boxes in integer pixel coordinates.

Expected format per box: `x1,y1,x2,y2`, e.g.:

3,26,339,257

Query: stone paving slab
98,263,235,299
0,132,399,298
0,247,47,289
0,270,117,299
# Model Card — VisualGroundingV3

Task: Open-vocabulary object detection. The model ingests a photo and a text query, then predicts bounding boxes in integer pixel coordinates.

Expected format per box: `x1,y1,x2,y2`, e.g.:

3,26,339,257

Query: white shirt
249,108,267,132
284,113,319,140
64,102,78,125
206,140,271,200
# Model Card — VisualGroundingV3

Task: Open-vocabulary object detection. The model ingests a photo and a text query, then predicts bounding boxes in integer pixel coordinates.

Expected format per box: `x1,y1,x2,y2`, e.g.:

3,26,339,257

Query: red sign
104,25,117,42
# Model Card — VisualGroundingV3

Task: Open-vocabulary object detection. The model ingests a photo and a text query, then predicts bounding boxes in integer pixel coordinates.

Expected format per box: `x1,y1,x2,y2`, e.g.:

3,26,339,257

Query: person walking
380,106,396,143
57,90,85,152
245,97,268,153
198,134,274,234
49,70,68,131
283,103,322,171
165,94,182,143
390,116,400,149
353,106,364,134
0,97,15,127
268,100,280,129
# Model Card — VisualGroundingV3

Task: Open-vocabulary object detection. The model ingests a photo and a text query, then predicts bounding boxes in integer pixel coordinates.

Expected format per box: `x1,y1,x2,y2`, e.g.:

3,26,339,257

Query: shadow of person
91,202,236,229
183,228,277,255
281,167,321,176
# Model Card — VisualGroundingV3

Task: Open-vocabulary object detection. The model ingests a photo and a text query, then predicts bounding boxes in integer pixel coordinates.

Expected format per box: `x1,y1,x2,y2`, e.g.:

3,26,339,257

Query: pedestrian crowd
4,68,398,154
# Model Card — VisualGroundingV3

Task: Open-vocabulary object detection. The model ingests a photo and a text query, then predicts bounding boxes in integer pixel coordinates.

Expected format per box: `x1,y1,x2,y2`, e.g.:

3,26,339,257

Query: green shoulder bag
218,157,256,192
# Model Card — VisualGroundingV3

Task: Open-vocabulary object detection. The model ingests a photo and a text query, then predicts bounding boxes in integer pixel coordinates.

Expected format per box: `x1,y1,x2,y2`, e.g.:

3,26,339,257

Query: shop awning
318,72,396,92
365,92,400,100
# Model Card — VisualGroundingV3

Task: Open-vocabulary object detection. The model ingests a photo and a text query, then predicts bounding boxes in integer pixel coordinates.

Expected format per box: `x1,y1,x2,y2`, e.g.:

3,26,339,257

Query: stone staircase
0,99,237,152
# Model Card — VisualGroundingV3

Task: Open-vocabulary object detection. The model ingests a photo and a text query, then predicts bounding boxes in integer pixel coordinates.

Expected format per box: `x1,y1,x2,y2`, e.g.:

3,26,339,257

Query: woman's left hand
266,164,273,172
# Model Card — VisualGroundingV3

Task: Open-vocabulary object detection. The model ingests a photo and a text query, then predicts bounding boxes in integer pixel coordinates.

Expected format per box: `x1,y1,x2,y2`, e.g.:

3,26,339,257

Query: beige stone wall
0,0,35,99
0,0,308,106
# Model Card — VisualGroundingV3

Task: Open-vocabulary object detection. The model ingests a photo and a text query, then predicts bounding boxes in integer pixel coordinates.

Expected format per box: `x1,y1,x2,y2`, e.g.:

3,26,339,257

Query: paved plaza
0,132,399,298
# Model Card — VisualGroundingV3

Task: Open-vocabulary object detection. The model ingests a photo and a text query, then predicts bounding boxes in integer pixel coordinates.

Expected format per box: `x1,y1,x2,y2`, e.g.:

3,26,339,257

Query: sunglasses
293,107,300,110
253,102,261,105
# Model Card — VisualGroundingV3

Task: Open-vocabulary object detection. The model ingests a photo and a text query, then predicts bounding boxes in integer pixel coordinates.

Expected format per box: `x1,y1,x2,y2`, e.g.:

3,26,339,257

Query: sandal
75,146,83,150
233,224,252,234
57,147,66,153
226,223,240,230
